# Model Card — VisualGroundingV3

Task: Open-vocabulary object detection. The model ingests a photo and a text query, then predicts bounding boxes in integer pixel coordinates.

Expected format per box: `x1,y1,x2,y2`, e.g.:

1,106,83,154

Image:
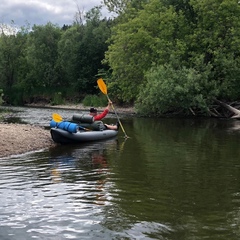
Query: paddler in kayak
89,100,119,130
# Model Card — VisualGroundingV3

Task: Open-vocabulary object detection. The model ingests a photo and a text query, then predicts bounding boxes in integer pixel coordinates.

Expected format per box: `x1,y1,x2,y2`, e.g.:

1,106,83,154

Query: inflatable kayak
50,128,118,144
50,114,118,144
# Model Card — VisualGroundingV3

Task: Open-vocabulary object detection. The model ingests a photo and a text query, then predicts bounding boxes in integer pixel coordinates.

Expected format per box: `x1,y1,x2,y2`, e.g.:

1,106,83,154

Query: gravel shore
0,123,54,158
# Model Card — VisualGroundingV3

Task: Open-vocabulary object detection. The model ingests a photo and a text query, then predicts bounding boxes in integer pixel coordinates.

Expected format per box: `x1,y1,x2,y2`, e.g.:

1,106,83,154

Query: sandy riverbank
0,123,54,158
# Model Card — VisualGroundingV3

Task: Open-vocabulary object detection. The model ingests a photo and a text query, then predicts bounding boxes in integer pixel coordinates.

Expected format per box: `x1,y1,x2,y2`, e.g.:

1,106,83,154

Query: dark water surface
0,106,240,240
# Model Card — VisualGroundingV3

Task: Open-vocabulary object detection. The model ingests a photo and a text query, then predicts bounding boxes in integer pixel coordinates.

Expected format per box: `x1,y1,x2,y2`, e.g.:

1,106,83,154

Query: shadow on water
0,107,27,124
3,116,27,124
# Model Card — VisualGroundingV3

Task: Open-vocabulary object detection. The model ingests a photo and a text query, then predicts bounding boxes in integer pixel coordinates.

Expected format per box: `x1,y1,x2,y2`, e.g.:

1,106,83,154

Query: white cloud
0,0,108,27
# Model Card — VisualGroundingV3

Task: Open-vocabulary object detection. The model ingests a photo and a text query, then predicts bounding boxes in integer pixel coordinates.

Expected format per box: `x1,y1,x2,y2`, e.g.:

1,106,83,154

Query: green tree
105,0,188,102
0,23,29,104
188,0,240,100
57,7,112,97
75,7,112,94
103,0,148,15
24,22,62,97
136,62,217,116
57,24,82,95
105,0,240,115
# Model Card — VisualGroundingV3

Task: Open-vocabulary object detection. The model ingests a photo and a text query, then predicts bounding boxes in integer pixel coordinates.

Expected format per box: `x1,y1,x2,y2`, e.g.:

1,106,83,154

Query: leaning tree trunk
215,100,240,119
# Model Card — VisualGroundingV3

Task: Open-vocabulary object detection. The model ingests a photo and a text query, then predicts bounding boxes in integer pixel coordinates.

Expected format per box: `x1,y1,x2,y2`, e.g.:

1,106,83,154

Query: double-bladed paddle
97,78,129,138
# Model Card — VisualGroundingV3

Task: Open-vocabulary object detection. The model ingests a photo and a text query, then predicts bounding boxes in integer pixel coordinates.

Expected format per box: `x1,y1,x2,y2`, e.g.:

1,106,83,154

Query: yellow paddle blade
52,113,62,123
97,78,108,95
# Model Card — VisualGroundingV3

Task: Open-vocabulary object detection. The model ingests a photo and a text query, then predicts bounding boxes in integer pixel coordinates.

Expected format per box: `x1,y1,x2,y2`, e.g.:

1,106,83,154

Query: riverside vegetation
0,0,240,118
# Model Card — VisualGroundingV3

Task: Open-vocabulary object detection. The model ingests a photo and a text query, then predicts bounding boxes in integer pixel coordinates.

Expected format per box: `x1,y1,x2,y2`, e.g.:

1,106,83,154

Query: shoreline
0,104,136,158
0,123,55,158
25,103,137,116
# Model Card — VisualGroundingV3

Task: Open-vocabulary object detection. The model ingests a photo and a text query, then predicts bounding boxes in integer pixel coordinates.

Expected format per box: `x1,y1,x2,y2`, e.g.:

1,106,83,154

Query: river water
0,106,240,240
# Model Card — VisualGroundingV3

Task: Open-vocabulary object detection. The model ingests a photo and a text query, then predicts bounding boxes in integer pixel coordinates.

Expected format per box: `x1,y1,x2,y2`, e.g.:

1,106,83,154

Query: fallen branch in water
215,100,240,119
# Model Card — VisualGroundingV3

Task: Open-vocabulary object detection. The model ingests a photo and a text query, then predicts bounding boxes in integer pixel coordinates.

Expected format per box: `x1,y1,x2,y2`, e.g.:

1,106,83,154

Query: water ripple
0,153,126,239
1,118,239,240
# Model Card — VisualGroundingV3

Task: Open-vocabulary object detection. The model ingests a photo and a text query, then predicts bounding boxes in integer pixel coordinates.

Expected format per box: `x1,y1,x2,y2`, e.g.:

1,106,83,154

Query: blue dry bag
50,120,78,133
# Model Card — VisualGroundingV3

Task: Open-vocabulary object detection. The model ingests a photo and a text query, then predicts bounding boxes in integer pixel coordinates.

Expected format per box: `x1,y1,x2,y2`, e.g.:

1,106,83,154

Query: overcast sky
0,0,111,27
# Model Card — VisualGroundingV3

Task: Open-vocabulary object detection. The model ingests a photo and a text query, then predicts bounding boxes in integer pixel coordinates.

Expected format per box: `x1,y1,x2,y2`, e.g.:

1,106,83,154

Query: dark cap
90,107,97,113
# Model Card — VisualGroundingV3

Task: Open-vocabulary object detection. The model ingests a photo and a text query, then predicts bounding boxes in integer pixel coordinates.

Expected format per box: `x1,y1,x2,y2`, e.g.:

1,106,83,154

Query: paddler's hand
107,100,112,110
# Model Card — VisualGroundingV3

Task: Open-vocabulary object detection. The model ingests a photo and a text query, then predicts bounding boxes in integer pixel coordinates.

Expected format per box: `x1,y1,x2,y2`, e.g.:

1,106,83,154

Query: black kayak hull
50,128,118,144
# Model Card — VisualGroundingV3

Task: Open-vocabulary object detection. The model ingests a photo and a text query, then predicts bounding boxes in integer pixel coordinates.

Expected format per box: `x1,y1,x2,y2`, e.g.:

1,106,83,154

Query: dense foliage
0,0,239,117
105,0,240,115
0,7,112,105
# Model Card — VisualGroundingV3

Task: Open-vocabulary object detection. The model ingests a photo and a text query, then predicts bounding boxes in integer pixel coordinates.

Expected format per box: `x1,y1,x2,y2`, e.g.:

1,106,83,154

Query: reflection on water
1,139,152,240
0,107,240,239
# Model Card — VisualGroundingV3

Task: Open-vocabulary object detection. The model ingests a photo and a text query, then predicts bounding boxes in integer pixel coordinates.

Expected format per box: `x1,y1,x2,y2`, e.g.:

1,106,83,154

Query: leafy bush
51,92,64,105
82,94,107,107
5,85,24,106
136,64,218,116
